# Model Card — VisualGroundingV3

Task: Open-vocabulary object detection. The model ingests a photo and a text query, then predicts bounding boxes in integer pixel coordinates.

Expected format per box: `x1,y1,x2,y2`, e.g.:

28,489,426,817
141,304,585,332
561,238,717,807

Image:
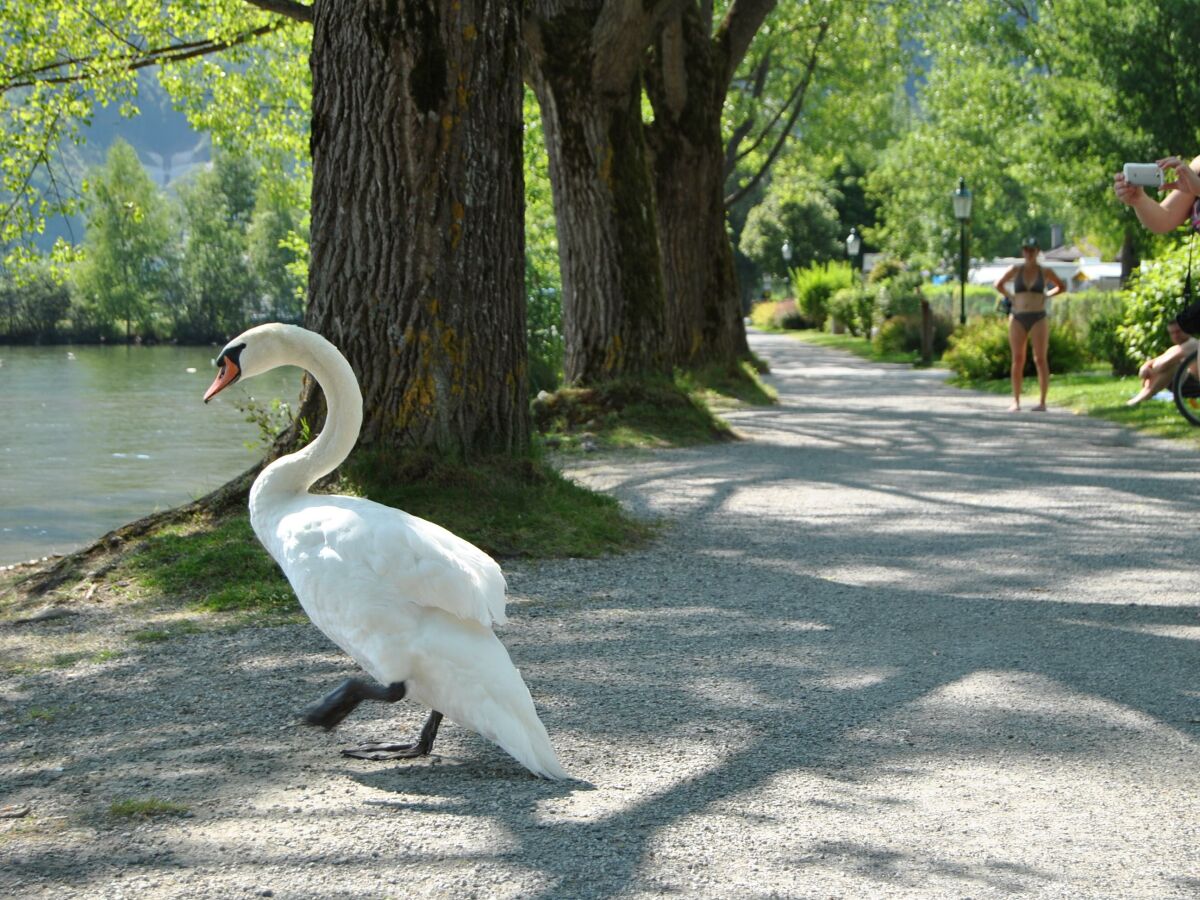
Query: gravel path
2,331,1198,899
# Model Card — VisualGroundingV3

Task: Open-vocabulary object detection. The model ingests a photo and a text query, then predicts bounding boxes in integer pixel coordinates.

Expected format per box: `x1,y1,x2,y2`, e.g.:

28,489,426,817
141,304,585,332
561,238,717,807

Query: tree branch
1,24,284,93
723,16,829,209
722,52,771,181
731,56,804,167
717,0,778,82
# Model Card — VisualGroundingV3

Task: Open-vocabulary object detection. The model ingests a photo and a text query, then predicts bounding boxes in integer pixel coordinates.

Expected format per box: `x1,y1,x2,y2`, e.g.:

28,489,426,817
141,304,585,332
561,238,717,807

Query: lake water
0,345,302,566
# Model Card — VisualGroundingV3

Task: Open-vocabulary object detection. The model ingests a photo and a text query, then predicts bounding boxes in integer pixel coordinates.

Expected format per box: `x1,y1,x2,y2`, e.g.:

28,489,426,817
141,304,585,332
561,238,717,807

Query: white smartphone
1124,163,1163,188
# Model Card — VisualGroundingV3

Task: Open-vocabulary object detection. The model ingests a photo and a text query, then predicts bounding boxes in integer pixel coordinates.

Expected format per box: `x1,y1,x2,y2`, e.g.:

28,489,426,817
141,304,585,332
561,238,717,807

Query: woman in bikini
994,236,1066,412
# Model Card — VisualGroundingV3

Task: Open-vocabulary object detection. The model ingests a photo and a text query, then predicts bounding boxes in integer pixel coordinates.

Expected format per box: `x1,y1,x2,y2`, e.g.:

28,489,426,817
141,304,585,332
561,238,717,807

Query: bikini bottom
1012,310,1047,333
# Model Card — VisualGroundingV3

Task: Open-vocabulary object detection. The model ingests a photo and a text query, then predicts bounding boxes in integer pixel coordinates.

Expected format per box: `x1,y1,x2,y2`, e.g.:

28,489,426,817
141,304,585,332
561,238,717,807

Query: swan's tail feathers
460,669,567,780
491,697,568,781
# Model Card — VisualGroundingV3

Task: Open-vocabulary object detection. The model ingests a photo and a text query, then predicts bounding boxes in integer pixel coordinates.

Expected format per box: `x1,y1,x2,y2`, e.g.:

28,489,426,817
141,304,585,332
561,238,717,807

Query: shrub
790,262,853,329
872,312,954,358
828,284,878,337
876,271,925,319
1118,240,1194,362
866,256,906,284
943,316,1087,379
749,299,812,330
1086,306,1138,376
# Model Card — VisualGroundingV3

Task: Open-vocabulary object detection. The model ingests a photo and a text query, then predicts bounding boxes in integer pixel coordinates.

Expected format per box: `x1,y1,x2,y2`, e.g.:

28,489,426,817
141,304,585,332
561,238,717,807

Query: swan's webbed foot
342,710,444,761
302,678,407,731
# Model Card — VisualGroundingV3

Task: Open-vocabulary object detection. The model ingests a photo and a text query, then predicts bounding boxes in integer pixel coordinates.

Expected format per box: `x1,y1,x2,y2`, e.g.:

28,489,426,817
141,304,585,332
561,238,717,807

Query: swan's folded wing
273,498,508,628
362,505,508,627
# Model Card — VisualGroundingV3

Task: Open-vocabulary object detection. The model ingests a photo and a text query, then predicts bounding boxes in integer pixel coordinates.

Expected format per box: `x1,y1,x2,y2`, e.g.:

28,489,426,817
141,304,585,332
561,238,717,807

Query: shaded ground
2,331,1197,898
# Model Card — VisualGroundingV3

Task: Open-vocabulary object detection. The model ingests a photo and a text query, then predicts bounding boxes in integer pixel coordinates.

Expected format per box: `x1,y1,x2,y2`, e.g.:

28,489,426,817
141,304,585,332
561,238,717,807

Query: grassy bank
532,361,775,451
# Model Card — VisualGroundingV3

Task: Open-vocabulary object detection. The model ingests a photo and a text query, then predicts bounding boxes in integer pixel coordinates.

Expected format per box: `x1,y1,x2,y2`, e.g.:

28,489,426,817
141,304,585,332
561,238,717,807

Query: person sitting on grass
1126,335,1199,406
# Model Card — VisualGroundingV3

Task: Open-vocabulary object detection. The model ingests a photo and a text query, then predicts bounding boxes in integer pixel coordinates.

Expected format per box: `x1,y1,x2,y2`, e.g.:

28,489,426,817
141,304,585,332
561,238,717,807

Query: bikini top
1013,266,1045,294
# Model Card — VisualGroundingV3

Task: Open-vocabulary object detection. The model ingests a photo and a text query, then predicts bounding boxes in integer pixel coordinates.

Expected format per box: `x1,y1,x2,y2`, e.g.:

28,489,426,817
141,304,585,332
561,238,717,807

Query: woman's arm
1114,153,1200,233
1044,267,1067,297
993,266,1016,298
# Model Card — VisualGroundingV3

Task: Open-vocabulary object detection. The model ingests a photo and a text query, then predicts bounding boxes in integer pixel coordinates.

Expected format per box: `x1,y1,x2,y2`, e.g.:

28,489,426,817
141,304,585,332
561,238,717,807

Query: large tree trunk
645,10,749,366
525,5,673,385
645,3,780,368
306,0,527,455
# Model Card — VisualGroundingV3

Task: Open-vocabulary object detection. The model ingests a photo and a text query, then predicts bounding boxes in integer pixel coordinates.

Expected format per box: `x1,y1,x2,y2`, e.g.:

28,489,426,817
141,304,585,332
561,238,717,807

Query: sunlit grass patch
122,516,297,614
677,359,777,408
532,374,735,450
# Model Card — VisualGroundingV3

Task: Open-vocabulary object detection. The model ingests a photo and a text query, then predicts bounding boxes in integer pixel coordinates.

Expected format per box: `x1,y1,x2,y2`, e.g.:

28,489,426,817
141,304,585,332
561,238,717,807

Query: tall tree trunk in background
525,3,678,385
305,0,527,455
645,0,775,368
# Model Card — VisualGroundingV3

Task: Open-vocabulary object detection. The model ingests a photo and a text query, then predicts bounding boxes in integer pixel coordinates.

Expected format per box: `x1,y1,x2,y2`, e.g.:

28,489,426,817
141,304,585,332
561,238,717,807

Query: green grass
678,359,777,407
957,368,1200,444
532,372,749,451
341,450,654,558
123,516,298,614
787,329,928,366
108,798,189,819
23,706,63,723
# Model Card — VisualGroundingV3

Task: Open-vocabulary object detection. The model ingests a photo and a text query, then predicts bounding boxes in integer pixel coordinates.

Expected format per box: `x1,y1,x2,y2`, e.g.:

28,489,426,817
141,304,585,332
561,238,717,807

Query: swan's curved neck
251,332,363,507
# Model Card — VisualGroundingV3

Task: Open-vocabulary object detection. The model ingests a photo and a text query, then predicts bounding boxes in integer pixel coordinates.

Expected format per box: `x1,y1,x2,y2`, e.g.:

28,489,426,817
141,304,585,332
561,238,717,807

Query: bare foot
1031,403,1047,412
1008,402,1021,412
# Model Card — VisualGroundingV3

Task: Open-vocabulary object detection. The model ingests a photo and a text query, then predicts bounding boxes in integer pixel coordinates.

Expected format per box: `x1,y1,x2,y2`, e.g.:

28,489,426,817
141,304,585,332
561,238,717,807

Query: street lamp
781,239,792,267
952,177,973,326
846,227,861,274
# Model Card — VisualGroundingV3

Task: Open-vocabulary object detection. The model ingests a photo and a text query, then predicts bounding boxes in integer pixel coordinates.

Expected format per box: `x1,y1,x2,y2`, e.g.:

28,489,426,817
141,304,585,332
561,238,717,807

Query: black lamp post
846,227,861,275
952,177,973,325
780,239,793,296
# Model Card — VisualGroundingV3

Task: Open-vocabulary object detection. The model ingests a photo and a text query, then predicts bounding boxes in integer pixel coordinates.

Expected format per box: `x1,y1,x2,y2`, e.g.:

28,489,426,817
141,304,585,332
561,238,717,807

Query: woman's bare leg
1008,317,1026,411
1029,317,1050,410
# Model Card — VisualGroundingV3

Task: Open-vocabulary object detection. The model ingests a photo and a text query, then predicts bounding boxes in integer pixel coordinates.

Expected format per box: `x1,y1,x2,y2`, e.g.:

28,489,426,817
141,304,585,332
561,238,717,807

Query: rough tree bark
644,0,776,368
524,2,684,384
303,0,528,456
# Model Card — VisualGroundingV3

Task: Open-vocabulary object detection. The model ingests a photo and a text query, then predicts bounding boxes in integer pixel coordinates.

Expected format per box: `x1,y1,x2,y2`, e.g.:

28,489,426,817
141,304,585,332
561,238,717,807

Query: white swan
203,323,566,780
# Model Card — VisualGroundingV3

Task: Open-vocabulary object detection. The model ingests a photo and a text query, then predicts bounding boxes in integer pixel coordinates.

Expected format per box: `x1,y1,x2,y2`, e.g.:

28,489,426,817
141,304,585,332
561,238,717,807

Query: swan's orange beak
203,359,240,403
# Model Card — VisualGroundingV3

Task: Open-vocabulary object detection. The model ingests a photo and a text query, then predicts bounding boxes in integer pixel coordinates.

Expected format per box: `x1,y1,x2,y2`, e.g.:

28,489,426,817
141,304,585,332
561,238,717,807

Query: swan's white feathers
268,494,508,629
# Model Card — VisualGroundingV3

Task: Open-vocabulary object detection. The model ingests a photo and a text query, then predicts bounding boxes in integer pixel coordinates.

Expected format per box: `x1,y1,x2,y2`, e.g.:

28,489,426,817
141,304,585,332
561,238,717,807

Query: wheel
1172,349,1200,425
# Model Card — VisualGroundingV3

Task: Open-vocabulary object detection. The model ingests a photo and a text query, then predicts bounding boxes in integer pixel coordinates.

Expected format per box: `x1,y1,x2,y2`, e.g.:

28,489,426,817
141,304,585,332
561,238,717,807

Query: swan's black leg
302,678,407,731
341,710,444,761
